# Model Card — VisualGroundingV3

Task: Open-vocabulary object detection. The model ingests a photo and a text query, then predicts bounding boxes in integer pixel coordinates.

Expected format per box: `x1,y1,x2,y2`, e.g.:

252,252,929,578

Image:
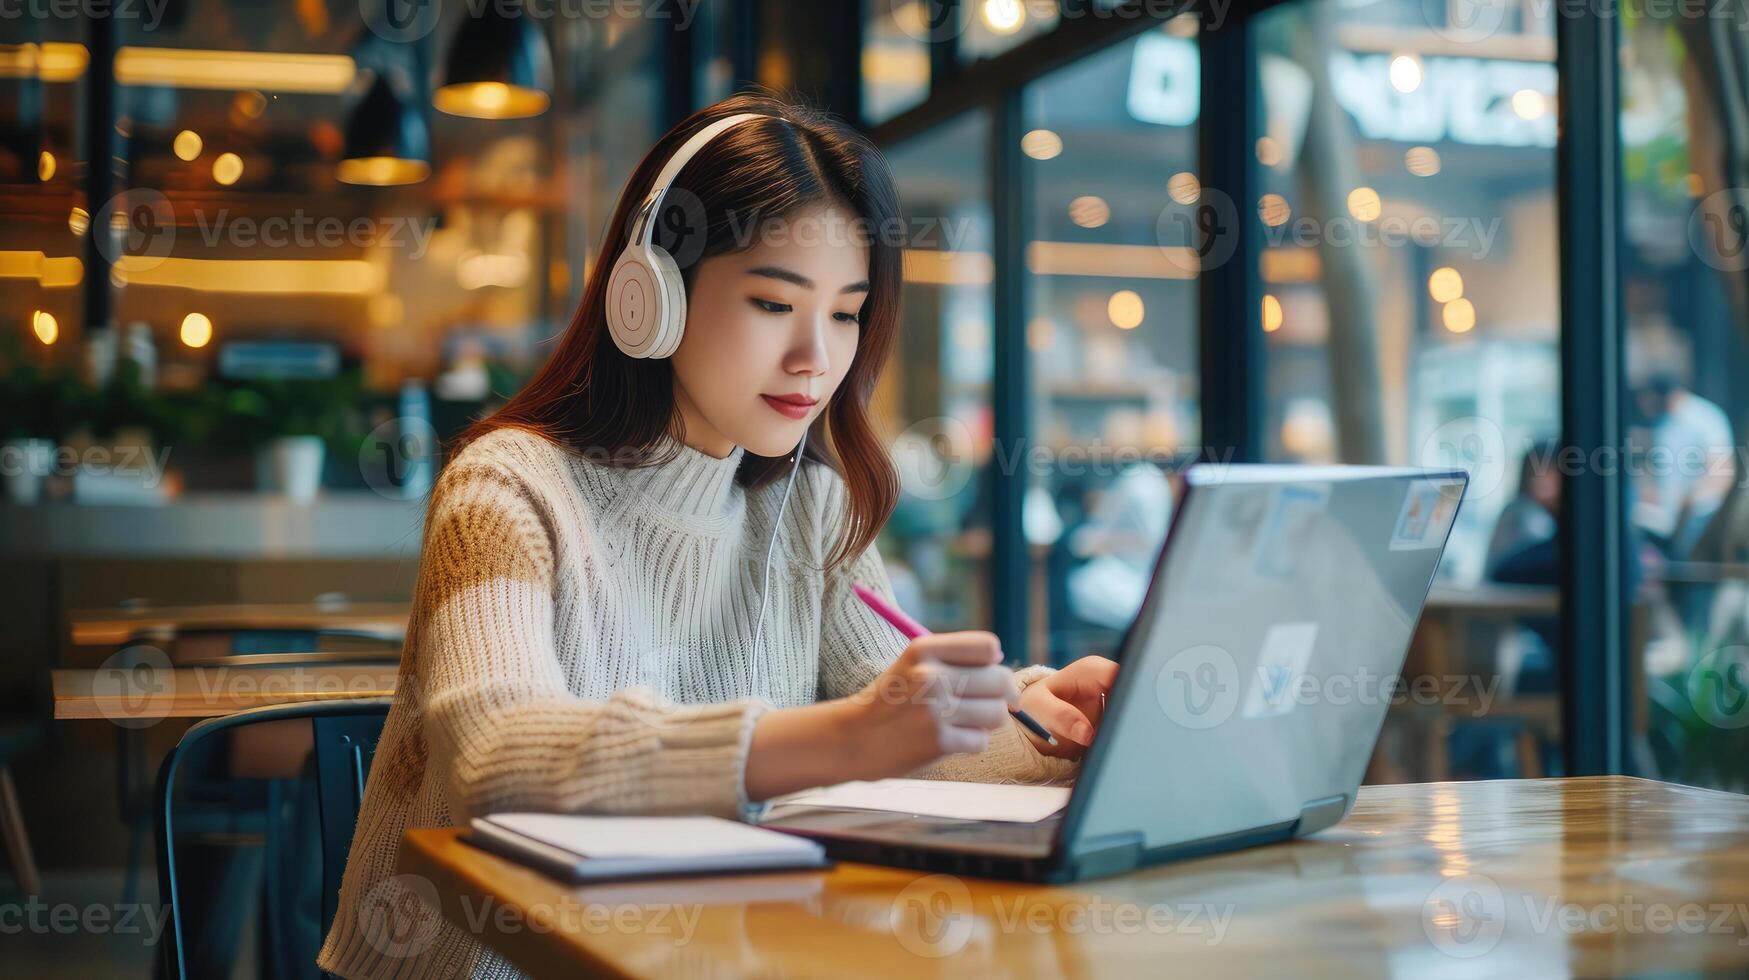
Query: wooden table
52,664,398,721
66,601,410,647
397,776,1749,978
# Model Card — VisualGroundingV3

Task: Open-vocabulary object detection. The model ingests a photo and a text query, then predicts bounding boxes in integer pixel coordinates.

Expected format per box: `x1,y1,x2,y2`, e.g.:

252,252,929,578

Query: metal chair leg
0,765,42,896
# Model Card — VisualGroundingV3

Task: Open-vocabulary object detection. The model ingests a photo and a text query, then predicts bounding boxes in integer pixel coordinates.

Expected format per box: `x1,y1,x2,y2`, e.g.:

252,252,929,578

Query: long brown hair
456,91,902,570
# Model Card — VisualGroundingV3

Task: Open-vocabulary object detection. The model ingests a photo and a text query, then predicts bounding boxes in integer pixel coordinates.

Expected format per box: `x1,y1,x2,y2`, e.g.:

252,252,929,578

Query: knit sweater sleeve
810,469,1079,786
414,447,772,823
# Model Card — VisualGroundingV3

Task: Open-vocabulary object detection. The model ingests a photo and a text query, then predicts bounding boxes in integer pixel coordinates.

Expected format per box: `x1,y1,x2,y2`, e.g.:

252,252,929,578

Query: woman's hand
744,631,1018,802
838,631,1020,779
1016,655,1120,759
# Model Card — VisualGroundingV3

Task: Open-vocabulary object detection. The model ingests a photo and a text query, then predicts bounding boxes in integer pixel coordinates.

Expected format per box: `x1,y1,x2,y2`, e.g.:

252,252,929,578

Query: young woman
320,92,1119,979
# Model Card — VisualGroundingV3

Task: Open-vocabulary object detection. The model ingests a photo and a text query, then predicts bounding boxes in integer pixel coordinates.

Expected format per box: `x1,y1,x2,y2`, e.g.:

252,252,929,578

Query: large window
1619,10,1749,792
1255,0,1562,781
881,111,996,631
862,0,932,125
1021,18,1201,665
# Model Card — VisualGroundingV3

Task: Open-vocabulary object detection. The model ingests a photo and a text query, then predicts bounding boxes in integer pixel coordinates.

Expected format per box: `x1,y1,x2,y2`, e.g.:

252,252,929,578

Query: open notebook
470,814,829,882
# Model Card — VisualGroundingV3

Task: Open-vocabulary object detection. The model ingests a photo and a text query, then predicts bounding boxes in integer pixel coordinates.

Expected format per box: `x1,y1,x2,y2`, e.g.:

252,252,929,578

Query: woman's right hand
838,631,1019,778
743,631,1019,803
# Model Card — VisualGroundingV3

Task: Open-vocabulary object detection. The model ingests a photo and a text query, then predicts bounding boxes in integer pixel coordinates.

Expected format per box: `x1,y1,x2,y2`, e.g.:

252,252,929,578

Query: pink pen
852,583,1059,746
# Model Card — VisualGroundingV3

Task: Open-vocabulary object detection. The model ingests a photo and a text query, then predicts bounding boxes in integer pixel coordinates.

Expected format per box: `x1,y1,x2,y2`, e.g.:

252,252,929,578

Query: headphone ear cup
606,251,664,358
646,246,687,360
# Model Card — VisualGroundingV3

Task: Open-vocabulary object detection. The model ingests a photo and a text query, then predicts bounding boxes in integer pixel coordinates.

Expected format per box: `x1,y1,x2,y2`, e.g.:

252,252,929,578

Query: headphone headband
632,112,770,249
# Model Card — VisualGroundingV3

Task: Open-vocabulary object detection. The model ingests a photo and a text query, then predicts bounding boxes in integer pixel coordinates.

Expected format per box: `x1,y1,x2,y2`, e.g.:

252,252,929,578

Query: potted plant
0,334,78,504
233,375,362,504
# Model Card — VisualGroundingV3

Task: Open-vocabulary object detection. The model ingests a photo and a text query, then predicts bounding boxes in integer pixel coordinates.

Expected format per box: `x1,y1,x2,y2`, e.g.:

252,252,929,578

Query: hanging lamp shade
433,1,552,119
338,73,430,186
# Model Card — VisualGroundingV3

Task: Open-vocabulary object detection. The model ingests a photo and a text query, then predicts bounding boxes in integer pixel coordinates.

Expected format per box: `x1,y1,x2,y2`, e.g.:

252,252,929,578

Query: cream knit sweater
317,427,1078,979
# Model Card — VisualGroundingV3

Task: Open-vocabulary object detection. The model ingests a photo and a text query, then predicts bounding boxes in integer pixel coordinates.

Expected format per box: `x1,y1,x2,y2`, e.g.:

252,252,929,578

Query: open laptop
760,464,1468,883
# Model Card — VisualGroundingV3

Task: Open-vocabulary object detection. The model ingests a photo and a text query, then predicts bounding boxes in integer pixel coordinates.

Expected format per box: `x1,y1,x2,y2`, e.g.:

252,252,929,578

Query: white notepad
765,779,1072,823
469,813,829,882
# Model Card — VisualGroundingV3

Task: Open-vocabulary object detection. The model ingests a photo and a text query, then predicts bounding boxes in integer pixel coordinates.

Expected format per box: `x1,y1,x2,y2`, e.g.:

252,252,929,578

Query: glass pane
863,0,932,125
4,18,86,368
1620,9,1749,791
1255,0,1561,782
881,110,994,631
0,5,667,505
1021,18,1201,666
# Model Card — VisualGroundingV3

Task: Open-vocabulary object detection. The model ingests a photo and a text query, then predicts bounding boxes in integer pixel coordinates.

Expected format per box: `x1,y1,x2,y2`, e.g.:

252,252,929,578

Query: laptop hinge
1295,794,1350,836
1067,831,1145,877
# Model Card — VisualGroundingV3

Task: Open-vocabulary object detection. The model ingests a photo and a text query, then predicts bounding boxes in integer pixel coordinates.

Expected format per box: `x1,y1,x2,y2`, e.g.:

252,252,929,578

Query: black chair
111,626,401,908
0,720,44,896
155,698,390,980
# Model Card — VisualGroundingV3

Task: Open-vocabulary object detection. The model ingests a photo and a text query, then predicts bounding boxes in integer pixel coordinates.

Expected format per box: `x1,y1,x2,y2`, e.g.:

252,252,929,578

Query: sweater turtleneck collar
606,434,747,520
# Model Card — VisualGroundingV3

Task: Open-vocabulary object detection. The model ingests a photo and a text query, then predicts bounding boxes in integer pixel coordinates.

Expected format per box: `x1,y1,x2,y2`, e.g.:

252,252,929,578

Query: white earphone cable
748,428,808,701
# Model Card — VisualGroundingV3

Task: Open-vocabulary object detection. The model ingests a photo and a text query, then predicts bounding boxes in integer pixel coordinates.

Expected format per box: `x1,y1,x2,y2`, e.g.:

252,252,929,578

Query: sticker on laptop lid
1241,622,1320,719
1389,478,1463,551
1249,483,1331,582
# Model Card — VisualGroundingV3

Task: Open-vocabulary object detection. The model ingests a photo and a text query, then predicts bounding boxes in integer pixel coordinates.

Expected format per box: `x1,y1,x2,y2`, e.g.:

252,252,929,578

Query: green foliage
1,327,367,454
0,331,84,441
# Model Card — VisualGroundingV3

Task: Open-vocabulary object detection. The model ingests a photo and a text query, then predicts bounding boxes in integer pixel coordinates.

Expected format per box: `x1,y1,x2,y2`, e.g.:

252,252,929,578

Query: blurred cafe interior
4,0,1749,974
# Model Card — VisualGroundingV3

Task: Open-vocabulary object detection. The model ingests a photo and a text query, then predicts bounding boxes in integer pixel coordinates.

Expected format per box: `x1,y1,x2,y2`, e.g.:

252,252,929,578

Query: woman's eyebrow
747,266,871,295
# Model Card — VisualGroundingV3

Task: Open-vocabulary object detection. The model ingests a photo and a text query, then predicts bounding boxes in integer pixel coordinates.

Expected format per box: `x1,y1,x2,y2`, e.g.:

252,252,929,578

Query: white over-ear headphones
605,110,807,705
605,112,770,360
